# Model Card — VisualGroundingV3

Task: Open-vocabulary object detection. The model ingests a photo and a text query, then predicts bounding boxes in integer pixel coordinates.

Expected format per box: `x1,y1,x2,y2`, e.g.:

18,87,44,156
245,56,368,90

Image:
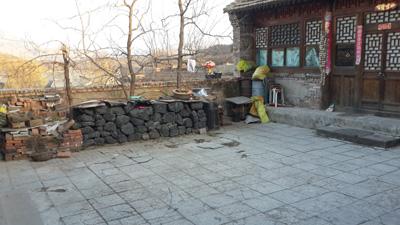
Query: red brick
57,151,71,158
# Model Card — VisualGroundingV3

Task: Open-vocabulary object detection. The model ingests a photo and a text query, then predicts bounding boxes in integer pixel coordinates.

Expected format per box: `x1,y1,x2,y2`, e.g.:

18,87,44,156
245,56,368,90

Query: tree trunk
127,2,135,98
177,0,185,90
61,45,72,114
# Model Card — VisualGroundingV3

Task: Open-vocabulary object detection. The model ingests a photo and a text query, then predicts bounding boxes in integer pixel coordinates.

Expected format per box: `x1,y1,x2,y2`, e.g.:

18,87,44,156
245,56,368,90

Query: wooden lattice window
255,27,268,48
336,16,357,44
270,23,300,46
336,16,357,67
386,32,400,71
365,9,400,24
306,20,322,45
269,23,300,67
305,20,322,67
364,33,383,71
255,27,268,66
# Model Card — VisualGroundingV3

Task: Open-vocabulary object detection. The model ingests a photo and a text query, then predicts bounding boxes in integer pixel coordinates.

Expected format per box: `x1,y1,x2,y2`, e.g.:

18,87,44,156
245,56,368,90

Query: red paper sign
378,23,392,30
356,25,363,65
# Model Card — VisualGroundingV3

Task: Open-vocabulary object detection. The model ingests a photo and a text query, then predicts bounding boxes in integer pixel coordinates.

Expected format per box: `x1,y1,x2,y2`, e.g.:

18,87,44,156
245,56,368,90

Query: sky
0,0,233,57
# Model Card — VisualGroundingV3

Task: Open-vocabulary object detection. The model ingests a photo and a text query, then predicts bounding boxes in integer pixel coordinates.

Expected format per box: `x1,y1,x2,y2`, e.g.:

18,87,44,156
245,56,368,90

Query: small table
225,96,252,122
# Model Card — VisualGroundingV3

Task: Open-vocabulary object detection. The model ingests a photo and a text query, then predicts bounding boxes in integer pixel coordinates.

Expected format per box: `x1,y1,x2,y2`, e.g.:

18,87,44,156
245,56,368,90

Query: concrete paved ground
0,123,400,225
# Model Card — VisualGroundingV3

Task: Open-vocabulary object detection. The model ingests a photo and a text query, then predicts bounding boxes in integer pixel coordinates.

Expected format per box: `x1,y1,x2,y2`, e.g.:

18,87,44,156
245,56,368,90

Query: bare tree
61,44,72,108
162,0,232,89
67,0,153,98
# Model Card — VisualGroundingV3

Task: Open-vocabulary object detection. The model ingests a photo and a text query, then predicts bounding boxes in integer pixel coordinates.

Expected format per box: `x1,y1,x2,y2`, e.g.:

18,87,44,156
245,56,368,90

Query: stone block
168,102,184,112
81,126,94,134
131,118,145,126
94,137,105,145
79,114,94,122
160,124,170,137
191,102,203,110
118,134,128,143
111,107,125,115
136,126,148,134
95,119,106,127
183,118,193,128
128,133,141,142
152,113,162,122
163,112,176,124
178,126,186,135
116,115,131,128
153,102,168,114
105,136,118,144
103,112,116,122
191,111,199,122
95,106,108,114
142,133,150,140
176,114,184,125
121,123,135,135
149,130,160,139
104,122,117,132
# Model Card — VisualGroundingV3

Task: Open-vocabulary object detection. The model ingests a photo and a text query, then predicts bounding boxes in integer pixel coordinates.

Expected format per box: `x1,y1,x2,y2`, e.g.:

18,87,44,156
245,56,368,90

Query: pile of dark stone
73,101,207,147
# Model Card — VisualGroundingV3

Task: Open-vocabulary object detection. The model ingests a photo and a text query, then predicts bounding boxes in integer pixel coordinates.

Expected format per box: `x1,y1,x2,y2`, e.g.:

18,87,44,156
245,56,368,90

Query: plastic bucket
252,80,265,97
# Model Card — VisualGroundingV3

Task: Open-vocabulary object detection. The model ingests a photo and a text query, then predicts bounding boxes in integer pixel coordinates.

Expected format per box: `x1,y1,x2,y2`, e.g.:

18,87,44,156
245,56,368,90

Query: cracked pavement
0,123,400,225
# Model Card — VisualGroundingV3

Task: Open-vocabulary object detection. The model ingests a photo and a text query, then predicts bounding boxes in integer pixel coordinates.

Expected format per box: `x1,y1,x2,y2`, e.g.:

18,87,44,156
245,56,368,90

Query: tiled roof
224,0,311,13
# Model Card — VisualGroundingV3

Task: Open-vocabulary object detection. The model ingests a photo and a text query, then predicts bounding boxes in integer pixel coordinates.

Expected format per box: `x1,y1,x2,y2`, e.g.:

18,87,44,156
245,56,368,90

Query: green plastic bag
252,65,271,80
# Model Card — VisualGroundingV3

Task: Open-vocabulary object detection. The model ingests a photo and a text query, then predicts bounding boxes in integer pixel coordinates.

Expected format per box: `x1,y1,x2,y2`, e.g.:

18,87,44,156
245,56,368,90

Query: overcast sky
0,0,233,57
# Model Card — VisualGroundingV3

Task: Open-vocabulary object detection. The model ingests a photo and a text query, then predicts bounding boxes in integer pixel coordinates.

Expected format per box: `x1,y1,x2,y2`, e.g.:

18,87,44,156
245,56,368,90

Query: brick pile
1,133,29,161
0,95,78,161
7,96,67,129
60,129,83,152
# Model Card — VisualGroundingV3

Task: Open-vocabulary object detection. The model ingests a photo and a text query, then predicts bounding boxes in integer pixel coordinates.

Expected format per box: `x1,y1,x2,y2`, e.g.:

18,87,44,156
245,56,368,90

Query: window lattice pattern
386,32,400,71
336,16,357,44
270,23,300,46
306,20,322,45
364,33,383,71
366,10,400,24
255,27,268,48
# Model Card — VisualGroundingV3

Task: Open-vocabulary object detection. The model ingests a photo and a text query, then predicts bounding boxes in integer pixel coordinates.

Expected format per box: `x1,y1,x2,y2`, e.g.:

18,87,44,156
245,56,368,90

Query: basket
172,89,192,100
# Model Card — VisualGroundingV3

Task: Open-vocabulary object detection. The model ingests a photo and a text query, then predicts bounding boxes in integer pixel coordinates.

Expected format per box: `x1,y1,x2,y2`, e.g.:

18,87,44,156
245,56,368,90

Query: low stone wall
0,78,239,106
73,101,207,147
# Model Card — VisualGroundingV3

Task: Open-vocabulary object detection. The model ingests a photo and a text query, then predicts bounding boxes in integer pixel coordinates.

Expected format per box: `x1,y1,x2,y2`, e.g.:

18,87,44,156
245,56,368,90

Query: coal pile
73,101,207,147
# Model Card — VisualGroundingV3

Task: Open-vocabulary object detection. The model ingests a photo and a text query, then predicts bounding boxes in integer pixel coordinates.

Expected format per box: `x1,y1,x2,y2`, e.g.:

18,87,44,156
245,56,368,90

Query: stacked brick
60,129,83,151
6,96,67,129
0,95,77,161
1,133,29,161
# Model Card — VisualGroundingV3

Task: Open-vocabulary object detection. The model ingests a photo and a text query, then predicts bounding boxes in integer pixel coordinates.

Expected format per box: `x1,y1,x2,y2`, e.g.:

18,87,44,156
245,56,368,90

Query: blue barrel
252,80,265,97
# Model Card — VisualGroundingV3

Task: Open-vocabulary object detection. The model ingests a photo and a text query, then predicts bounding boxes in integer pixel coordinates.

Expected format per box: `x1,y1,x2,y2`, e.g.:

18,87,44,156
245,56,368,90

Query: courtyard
1,123,400,225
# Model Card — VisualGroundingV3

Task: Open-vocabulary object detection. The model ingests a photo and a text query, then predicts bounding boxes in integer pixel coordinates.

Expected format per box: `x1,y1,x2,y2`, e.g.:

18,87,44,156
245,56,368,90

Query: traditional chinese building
225,0,400,116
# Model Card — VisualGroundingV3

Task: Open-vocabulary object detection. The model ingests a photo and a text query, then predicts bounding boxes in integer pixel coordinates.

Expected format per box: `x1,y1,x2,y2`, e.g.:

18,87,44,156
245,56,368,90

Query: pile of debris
0,94,80,161
73,100,208,147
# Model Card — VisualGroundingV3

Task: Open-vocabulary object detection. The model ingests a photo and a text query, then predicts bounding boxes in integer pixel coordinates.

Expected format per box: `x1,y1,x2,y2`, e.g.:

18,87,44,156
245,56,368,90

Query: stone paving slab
0,122,399,225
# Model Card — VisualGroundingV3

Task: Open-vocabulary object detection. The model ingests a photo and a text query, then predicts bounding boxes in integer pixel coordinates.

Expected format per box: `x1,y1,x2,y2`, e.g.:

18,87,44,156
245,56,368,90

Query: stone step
267,107,400,137
316,126,400,148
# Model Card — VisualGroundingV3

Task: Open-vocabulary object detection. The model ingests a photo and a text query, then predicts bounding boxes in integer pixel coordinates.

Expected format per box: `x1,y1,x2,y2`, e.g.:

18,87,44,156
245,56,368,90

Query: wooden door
383,31,400,112
361,9,400,114
361,31,384,110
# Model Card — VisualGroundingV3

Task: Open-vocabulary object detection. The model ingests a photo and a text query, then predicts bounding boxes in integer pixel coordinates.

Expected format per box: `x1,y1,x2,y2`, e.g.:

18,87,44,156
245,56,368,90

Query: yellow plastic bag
250,96,269,123
0,105,7,114
252,65,271,80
